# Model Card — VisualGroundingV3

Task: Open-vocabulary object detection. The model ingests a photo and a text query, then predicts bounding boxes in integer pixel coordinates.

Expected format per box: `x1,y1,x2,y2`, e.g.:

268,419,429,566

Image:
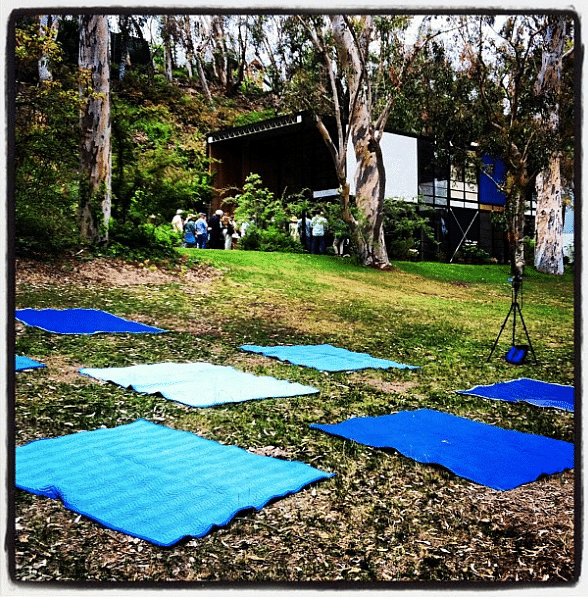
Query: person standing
297,215,312,252
195,213,208,249
310,211,328,255
208,209,224,249
171,209,184,234
221,214,235,250
183,215,197,248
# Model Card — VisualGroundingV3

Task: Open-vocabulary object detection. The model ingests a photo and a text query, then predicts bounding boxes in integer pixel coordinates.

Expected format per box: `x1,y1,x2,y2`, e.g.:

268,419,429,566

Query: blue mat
15,308,165,335
15,356,46,371
310,409,574,491
79,362,319,407
457,378,574,412
16,420,333,546
239,344,419,372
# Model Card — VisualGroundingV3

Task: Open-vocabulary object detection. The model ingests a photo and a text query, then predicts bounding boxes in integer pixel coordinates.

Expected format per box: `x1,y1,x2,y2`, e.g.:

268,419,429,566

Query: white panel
347,133,418,200
313,188,339,198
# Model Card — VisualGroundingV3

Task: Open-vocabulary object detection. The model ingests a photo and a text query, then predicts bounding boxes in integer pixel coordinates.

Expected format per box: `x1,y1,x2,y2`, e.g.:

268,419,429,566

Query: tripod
487,274,538,364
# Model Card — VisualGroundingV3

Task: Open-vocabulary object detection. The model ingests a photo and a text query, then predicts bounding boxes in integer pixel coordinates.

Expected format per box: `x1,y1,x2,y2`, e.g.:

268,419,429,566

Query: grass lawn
12,250,577,584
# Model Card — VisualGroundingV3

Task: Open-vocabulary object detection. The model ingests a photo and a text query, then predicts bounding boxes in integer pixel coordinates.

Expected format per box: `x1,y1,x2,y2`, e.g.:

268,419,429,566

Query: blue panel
79,362,319,407
240,344,419,372
311,409,573,491
15,308,165,334
458,378,573,412
479,154,506,206
16,420,333,546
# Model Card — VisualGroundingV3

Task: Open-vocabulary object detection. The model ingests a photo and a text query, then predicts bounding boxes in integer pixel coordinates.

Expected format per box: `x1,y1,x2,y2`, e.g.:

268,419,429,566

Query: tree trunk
534,16,566,275
162,16,174,82
78,15,112,244
38,15,60,83
164,42,173,82
212,17,231,92
534,157,564,274
195,54,213,103
349,112,389,268
505,174,528,278
331,15,389,268
117,15,129,81
185,58,193,79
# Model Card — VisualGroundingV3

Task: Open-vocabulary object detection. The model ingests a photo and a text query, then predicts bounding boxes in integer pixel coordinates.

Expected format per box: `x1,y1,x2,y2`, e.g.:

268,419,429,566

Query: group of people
172,209,236,250
296,211,346,255
173,207,349,256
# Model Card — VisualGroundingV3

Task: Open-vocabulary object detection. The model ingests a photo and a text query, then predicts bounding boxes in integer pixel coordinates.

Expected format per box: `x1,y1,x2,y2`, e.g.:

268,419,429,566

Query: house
207,111,527,262
207,112,339,209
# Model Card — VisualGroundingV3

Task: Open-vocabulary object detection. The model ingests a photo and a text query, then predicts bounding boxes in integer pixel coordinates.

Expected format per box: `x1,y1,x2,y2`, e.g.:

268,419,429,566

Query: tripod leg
515,303,538,364
487,303,515,362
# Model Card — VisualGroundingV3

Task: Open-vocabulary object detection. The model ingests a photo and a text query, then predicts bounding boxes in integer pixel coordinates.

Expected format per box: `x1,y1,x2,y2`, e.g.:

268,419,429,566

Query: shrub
383,198,437,260
102,219,178,262
238,225,303,253
457,241,491,264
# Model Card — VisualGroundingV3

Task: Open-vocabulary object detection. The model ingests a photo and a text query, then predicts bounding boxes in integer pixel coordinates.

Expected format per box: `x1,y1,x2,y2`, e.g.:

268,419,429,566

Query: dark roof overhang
207,112,304,144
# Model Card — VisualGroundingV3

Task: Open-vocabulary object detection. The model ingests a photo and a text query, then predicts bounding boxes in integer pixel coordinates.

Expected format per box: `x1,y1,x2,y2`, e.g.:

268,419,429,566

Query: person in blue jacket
195,213,208,248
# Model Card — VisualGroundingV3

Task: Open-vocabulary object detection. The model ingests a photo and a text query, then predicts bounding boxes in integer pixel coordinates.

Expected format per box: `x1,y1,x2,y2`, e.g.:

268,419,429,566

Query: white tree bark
78,15,112,243
534,158,564,274
534,17,567,275
330,15,389,268
38,15,60,83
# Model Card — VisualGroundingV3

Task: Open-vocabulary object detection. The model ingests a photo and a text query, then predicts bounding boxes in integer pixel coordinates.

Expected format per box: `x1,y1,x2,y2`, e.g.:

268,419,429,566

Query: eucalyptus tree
161,15,176,82
433,14,571,277
250,15,286,92
78,14,112,243
533,14,574,275
179,15,214,102
280,14,433,268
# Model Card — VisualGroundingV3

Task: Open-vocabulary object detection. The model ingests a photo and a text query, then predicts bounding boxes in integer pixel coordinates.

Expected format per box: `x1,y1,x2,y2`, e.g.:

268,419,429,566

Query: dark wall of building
208,114,339,212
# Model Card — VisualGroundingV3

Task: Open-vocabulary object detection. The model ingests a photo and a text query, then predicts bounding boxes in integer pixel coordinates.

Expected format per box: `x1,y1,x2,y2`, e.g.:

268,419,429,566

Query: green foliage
382,198,436,260
230,173,285,229
455,241,492,265
228,174,314,253
232,108,276,127
238,225,303,253
524,237,536,265
14,73,82,254
110,90,213,223
101,219,178,261
237,77,265,98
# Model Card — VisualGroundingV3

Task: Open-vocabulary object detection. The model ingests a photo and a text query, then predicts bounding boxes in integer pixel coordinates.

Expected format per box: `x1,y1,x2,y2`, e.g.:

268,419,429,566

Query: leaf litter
12,255,576,584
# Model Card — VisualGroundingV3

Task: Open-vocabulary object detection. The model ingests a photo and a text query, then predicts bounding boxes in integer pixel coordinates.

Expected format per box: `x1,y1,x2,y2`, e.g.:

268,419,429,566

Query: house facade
207,112,532,262
207,112,339,209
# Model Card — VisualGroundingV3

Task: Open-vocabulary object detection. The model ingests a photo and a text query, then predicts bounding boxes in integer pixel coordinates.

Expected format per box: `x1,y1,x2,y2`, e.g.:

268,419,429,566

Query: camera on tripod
487,273,537,365
509,273,523,293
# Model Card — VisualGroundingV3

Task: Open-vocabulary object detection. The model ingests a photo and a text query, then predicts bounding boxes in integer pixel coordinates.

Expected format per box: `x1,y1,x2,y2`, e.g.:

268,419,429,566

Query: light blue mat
16,356,46,371
15,308,165,335
79,362,319,407
16,420,333,546
240,344,419,372
457,378,574,412
311,409,574,491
